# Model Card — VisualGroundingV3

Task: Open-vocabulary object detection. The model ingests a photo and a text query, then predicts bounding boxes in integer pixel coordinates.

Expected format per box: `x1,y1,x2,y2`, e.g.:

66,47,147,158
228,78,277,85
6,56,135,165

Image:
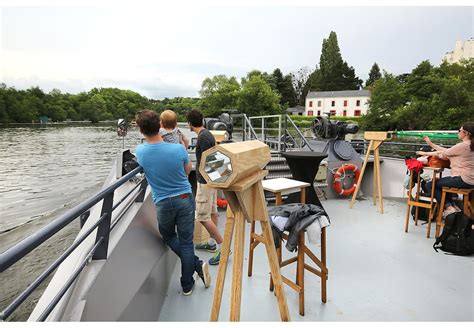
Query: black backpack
433,212,474,256
411,206,430,222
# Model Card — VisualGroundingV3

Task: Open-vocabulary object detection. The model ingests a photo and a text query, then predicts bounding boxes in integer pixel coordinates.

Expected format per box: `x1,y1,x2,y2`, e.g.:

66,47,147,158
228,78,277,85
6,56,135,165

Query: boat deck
158,197,473,321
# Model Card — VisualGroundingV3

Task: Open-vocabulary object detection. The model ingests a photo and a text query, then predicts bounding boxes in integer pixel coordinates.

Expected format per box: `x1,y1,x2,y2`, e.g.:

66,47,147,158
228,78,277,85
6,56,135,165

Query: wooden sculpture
200,140,290,322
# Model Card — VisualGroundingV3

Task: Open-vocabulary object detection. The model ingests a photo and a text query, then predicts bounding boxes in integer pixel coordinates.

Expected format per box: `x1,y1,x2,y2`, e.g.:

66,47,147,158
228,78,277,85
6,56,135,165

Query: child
159,110,189,149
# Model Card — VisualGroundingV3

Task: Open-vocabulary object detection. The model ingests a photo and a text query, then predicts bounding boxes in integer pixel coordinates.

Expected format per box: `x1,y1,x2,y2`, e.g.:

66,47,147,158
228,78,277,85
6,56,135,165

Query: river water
0,123,145,321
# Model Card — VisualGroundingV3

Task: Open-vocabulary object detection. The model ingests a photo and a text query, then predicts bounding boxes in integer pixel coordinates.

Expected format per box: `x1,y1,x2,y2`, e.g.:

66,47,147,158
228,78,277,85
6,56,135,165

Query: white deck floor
158,198,473,322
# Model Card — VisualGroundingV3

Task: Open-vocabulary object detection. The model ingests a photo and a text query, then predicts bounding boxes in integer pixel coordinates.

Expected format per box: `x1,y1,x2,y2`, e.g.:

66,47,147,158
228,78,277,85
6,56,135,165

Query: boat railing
0,166,146,322
232,113,313,152
350,140,457,158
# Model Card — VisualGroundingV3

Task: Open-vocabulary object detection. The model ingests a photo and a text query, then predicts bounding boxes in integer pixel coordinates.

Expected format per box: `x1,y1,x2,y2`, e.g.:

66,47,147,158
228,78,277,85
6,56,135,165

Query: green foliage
0,85,153,123
361,59,474,130
199,75,240,117
316,31,363,91
272,68,297,107
237,75,281,116
365,62,382,88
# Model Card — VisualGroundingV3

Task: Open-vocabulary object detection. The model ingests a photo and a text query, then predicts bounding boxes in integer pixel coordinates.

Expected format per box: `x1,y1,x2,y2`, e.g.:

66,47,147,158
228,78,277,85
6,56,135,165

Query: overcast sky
0,2,472,99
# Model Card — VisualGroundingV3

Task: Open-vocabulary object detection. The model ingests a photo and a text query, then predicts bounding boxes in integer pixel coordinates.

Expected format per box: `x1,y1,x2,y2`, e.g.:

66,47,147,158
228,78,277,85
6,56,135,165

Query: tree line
1,31,472,130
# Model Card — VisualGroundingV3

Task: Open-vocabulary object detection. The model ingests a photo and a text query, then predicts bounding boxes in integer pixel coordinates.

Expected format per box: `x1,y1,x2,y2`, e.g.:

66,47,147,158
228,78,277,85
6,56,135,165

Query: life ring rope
332,163,360,196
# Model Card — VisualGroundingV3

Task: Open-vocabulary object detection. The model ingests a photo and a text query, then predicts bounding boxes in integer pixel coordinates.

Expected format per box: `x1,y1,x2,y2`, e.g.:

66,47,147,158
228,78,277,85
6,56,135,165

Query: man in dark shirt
187,109,224,265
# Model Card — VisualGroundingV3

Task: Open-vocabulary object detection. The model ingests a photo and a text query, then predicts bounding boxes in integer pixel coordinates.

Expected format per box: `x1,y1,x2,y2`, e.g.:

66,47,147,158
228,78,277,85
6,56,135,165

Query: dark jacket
269,203,328,252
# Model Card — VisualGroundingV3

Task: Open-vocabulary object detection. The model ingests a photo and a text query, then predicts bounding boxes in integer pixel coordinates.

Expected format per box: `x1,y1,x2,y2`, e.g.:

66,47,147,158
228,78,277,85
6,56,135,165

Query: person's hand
416,151,425,156
423,136,431,144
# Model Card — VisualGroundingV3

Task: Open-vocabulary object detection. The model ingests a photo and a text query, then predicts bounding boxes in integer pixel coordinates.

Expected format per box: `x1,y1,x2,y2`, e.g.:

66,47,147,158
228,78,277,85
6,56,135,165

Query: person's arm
416,150,441,157
180,131,190,149
180,146,192,175
423,136,447,151
184,161,192,175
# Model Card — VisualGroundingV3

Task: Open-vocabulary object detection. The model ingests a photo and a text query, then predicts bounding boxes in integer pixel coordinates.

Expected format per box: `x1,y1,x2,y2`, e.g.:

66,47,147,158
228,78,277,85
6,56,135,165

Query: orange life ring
332,163,360,196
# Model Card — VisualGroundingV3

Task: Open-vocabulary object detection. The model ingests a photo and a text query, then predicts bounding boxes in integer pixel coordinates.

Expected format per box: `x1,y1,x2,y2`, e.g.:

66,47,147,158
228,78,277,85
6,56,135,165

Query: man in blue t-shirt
135,110,210,296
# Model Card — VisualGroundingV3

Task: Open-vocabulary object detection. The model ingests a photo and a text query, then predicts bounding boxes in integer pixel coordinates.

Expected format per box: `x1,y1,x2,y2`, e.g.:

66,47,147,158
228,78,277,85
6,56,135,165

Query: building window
318,101,322,107
298,113,303,116
343,110,347,117
331,100,335,107
317,110,321,116
356,100,360,106
330,110,336,116
308,110,314,116
309,101,313,107
344,100,348,107
354,110,361,117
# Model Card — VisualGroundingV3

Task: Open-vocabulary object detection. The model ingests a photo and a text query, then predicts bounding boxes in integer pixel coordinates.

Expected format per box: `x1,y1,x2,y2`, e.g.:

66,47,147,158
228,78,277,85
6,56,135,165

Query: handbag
427,156,450,168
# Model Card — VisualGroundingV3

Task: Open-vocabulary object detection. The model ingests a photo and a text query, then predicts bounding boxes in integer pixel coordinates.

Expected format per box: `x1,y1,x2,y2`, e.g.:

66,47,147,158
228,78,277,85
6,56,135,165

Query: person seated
416,122,474,217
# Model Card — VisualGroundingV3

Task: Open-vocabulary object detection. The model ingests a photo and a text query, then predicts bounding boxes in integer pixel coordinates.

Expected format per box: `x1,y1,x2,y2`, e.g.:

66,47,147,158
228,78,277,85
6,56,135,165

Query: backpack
411,206,430,222
433,212,474,256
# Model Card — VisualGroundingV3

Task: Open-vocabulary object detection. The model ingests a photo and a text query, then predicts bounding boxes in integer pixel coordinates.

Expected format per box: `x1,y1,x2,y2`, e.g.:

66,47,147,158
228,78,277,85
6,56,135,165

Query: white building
305,90,370,117
442,38,474,64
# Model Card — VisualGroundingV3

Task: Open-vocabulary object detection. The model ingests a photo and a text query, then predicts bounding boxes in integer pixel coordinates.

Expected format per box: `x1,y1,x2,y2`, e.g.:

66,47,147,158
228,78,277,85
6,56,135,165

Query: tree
290,67,312,106
317,31,362,91
199,75,240,117
237,75,281,116
361,71,406,131
365,63,382,88
272,68,297,107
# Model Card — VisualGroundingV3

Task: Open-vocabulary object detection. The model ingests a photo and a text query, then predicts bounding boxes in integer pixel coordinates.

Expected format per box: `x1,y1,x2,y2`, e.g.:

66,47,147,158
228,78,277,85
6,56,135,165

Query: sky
0,1,472,99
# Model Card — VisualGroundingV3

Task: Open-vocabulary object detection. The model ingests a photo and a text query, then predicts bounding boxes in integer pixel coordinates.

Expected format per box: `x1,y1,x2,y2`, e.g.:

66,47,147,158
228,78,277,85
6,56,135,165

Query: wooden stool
404,167,443,238
436,187,474,238
250,178,328,316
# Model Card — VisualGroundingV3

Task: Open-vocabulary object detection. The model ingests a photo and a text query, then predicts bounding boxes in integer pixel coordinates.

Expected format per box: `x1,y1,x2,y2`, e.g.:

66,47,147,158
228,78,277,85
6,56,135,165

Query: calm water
0,124,144,321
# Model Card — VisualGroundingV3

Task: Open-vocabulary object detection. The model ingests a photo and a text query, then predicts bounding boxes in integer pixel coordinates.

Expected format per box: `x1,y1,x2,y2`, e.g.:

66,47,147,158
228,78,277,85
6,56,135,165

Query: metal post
135,178,148,203
261,118,264,142
278,115,282,153
93,193,114,260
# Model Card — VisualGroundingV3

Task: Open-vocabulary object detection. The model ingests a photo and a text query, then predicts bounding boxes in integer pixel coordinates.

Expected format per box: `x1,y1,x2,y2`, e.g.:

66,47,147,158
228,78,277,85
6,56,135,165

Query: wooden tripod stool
349,131,391,214
209,171,290,321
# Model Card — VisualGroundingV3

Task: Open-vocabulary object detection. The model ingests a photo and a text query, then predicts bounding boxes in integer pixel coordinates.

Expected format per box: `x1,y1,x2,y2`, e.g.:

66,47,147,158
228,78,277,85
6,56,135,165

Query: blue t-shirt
135,141,192,204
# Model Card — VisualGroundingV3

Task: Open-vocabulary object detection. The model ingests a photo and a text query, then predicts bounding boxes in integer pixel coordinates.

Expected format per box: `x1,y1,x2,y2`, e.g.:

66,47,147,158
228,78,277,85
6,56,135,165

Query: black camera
312,114,359,140
203,113,233,139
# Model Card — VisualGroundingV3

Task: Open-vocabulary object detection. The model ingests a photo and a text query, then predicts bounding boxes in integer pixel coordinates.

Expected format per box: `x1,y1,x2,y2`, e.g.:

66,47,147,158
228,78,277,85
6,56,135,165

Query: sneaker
182,282,194,296
209,249,221,266
198,262,211,288
195,243,217,252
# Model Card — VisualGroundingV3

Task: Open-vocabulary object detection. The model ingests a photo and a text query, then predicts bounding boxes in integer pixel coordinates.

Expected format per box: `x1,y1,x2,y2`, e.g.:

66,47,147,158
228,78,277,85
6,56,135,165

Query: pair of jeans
155,194,202,291
425,176,474,208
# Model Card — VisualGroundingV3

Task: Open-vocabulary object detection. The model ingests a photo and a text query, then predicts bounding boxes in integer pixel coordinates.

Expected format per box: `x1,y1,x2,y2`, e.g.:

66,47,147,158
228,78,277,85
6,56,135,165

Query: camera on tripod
312,113,359,140
203,112,234,140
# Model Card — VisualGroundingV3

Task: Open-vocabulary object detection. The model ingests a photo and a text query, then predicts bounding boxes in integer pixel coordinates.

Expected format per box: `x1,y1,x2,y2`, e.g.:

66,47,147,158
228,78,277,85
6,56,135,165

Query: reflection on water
0,124,143,234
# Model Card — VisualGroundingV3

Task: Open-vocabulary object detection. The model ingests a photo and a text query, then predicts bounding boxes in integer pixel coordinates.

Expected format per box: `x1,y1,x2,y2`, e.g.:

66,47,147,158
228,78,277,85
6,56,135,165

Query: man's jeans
155,194,202,291
425,176,474,208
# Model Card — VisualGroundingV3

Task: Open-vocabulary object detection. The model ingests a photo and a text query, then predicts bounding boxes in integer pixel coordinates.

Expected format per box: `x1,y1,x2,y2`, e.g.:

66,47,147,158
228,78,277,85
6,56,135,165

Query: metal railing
232,113,313,152
349,140,456,158
0,166,146,321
